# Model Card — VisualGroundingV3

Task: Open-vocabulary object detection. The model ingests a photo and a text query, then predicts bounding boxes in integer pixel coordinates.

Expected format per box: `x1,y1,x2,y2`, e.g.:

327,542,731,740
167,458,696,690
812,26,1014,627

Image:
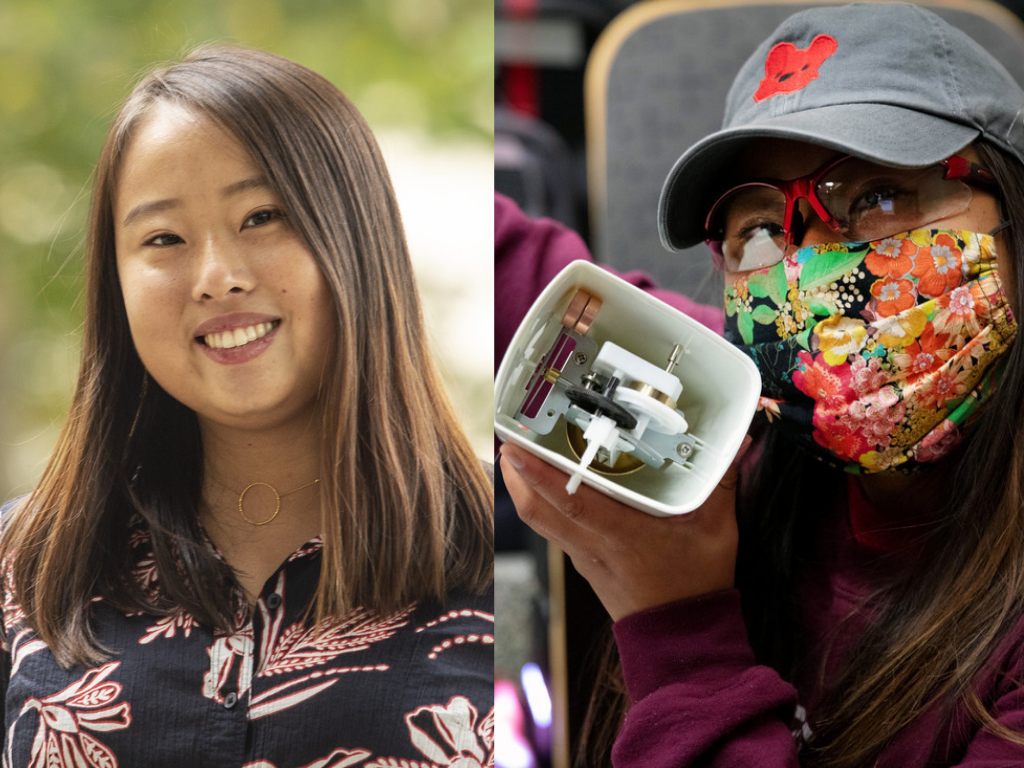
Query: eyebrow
120,176,272,227
221,176,271,197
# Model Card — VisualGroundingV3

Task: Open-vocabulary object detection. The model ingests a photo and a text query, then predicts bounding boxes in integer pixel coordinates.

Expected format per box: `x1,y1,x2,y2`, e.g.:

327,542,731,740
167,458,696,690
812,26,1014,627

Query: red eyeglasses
704,154,997,272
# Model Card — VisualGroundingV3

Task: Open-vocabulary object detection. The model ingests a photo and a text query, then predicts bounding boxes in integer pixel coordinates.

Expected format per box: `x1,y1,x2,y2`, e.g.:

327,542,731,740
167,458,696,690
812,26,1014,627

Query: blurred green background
0,0,495,501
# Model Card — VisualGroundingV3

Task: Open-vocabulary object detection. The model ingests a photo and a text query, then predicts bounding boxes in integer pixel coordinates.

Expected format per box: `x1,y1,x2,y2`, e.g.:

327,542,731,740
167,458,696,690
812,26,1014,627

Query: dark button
266,593,282,609
224,692,238,709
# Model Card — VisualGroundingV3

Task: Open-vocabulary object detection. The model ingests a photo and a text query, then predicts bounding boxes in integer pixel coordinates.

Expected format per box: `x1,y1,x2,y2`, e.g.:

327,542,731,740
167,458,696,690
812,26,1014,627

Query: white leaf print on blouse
414,608,494,660
8,627,47,677
138,610,199,645
6,662,132,768
401,696,495,768
242,747,371,768
202,571,411,719
203,624,255,707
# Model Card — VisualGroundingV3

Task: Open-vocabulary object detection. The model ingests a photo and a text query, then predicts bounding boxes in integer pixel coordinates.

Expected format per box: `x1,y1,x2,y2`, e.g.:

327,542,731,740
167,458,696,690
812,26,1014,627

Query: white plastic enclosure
494,260,762,517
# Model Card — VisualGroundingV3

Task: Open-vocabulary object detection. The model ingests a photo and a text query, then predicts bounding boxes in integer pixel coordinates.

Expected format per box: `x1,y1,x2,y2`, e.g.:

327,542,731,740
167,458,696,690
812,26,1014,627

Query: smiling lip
194,312,281,365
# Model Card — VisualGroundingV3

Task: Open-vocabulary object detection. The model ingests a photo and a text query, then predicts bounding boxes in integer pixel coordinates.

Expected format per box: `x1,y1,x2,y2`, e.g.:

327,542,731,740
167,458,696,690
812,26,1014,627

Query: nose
191,236,257,302
788,200,838,250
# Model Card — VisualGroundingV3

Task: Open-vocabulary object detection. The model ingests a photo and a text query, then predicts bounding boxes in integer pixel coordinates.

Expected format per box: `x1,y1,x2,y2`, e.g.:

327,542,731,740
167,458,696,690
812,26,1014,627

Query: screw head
677,443,693,458
573,351,588,366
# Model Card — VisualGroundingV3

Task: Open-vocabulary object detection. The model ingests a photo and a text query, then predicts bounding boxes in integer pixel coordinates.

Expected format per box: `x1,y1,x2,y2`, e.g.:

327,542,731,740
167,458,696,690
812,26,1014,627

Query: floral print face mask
724,229,1017,473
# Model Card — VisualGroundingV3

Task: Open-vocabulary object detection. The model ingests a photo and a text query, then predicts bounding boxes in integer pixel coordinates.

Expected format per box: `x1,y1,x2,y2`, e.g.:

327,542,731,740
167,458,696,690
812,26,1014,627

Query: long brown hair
0,46,493,668
577,139,1024,766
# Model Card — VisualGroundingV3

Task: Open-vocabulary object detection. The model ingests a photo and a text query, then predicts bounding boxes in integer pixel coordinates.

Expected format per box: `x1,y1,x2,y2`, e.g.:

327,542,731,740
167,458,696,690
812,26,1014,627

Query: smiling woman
0,47,493,767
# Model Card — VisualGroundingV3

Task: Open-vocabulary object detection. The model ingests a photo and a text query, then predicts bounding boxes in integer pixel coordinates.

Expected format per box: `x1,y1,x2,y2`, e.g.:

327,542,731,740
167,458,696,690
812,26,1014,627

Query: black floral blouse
0,504,494,768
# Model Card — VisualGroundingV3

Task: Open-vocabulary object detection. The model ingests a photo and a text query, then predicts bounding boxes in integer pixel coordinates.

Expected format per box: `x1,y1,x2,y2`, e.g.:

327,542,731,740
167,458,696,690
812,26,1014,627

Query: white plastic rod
566,414,618,494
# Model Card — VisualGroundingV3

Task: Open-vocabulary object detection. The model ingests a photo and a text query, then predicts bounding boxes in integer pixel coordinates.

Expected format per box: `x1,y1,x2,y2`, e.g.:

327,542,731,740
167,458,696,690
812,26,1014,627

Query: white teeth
203,321,276,349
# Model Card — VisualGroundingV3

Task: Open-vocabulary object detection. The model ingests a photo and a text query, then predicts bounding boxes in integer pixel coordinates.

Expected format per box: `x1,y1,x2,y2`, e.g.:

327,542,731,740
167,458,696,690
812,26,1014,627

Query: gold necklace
237,478,320,526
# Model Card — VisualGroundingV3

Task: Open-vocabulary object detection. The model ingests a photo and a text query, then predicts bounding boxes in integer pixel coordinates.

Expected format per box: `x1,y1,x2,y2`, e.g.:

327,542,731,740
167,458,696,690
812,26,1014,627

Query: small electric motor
513,288,697,495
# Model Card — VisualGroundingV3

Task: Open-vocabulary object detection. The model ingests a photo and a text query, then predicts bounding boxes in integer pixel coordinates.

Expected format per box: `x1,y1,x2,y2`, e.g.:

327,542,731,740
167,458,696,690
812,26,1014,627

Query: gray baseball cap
658,2,1024,252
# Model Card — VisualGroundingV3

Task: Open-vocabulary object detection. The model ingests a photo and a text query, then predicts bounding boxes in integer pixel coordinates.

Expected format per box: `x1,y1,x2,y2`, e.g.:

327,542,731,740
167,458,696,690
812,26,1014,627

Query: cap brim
658,103,981,251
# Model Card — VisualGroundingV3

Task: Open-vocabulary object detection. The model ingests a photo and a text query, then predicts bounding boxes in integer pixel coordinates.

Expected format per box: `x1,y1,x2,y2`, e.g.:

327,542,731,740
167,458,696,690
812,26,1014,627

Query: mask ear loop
989,221,1012,236
707,240,725,271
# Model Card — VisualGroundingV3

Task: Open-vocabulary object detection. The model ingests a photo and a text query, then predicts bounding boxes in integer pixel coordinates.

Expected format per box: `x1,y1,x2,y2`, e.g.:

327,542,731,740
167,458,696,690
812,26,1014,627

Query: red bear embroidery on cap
753,34,838,102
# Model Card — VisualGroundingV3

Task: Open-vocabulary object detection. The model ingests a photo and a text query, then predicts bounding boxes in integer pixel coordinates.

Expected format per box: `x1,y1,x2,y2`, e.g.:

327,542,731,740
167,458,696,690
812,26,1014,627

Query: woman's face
721,138,1006,287
114,102,336,433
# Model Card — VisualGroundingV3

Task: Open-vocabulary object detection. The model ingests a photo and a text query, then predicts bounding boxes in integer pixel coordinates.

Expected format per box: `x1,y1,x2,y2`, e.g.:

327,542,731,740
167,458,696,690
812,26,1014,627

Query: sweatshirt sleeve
611,590,800,768
493,193,724,370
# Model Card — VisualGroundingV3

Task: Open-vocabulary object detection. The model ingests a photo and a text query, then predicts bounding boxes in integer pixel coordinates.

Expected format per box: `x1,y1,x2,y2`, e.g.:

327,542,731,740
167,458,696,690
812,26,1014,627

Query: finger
500,443,630,538
500,449,586,550
717,434,754,493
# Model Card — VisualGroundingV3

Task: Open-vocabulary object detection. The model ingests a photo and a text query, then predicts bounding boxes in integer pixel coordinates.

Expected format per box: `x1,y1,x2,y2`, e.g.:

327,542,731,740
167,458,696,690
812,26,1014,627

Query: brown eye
243,209,284,228
143,233,183,246
735,220,786,244
849,187,902,217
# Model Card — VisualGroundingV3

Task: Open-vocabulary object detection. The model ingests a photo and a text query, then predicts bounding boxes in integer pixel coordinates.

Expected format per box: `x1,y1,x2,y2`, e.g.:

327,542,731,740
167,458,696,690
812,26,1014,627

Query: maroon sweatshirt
612,477,1024,766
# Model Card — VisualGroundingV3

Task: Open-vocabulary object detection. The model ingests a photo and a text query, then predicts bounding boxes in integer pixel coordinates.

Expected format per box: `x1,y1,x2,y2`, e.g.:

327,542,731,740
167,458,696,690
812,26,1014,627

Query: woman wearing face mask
0,48,494,766
501,3,1024,766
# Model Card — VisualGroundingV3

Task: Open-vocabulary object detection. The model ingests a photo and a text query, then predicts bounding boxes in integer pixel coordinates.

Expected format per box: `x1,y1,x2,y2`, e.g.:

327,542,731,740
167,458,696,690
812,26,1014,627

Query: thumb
719,434,754,492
